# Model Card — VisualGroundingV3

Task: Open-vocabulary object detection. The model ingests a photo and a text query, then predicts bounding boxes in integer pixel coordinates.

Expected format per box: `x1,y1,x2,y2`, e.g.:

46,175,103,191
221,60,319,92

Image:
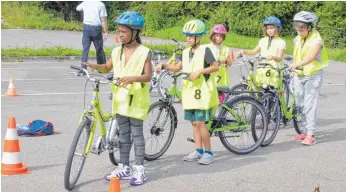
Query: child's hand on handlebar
154,64,163,72
236,50,245,58
265,55,274,61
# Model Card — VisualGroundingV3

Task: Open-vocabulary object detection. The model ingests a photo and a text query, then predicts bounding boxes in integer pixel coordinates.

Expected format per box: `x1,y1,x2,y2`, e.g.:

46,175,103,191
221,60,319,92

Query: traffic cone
5,77,19,96
1,117,29,175
109,177,121,192
114,34,119,43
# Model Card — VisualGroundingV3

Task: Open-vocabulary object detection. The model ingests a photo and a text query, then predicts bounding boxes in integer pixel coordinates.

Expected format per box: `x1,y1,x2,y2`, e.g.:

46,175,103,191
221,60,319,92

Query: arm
84,58,113,73
200,61,219,74
162,61,183,72
101,17,108,40
243,46,261,56
267,48,285,62
297,43,322,67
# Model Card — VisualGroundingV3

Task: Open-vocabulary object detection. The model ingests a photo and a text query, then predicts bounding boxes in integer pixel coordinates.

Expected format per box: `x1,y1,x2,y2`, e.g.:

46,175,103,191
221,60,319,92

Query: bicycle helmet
183,19,207,36
263,16,283,31
293,11,318,28
210,24,228,40
114,11,144,30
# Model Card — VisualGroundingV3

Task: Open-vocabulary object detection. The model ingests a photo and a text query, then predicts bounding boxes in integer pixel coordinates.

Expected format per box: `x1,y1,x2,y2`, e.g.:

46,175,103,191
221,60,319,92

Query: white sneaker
105,163,133,181
130,165,147,185
183,151,202,162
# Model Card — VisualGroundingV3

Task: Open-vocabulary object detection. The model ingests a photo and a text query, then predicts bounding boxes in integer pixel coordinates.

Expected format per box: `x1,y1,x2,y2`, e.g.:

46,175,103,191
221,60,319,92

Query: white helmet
293,11,318,27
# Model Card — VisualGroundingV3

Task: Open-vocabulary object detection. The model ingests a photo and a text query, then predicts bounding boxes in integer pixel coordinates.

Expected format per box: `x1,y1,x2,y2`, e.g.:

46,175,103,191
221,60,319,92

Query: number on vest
129,94,134,106
194,89,201,99
217,76,222,83
266,70,271,77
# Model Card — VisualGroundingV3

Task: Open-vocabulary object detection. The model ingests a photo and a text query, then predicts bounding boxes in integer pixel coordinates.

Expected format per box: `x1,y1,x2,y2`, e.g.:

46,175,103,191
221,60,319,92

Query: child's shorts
184,109,213,121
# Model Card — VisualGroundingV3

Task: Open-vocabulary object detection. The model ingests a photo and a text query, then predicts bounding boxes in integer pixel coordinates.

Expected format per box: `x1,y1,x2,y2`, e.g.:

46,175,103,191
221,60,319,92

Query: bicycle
156,38,185,103
150,49,166,93
253,57,304,147
64,65,122,190
143,72,268,161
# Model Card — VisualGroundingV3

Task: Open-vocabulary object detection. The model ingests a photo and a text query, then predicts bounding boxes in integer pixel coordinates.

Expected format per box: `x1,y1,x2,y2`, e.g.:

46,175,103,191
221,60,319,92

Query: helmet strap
267,36,273,50
192,36,200,48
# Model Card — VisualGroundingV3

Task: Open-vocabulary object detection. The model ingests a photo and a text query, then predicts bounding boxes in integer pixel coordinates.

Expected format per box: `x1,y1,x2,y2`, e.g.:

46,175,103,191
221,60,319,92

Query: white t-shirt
76,1,107,26
258,37,286,50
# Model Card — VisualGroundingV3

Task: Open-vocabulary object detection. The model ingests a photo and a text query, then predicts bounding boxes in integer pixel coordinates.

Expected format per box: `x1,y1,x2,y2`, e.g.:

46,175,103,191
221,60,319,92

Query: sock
196,148,204,154
205,150,213,156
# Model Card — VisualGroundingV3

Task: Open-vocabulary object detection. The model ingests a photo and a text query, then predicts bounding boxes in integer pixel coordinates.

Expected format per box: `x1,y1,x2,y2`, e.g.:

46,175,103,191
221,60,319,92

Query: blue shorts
184,109,213,121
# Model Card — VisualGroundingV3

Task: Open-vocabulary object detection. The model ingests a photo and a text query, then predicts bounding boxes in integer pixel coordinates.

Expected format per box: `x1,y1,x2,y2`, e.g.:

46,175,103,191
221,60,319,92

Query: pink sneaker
301,135,316,145
292,133,306,141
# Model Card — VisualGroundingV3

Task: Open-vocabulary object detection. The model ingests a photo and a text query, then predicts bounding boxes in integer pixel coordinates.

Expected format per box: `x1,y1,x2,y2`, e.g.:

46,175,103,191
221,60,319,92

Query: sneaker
292,133,306,141
183,151,202,162
104,163,133,181
198,153,214,165
301,135,316,145
130,165,147,186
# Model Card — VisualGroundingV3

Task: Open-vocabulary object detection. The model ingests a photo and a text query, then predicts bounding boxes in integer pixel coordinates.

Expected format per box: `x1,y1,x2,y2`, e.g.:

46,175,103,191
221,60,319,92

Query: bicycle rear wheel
218,96,268,154
255,92,280,147
64,117,92,190
144,101,177,161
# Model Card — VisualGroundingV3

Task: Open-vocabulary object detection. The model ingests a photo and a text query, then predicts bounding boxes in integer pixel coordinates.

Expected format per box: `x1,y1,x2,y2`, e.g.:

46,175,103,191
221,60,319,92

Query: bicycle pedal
187,138,195,143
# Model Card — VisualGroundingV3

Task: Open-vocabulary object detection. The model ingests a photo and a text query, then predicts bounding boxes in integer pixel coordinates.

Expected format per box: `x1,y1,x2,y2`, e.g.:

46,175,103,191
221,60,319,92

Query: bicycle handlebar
172,38,184,52
171,72,191,80
70,65,120,85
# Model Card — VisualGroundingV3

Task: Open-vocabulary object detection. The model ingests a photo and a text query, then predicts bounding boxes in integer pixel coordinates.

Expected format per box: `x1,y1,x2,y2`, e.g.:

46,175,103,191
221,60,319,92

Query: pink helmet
210,24,228,40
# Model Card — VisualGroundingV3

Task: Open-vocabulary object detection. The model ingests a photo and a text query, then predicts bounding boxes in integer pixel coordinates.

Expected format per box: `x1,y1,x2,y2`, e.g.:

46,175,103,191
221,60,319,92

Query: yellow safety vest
256,36,286,88
293,29,328,76
207,43,231,87
181,45,219,110
111,45,150,120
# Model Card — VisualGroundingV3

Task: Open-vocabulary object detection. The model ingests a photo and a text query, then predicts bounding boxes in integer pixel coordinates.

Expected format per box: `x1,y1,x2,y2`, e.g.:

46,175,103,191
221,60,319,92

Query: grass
1,44,178,58
152,26,346,62
1,2,82,31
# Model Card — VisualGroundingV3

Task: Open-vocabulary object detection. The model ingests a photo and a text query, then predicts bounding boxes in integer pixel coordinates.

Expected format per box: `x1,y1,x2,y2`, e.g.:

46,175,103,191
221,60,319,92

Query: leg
292,74,308,140
302,72,323,145
105,115,133,181
116,115,132,166
91,26,106,65
81,25,92,69
183,110,203,161
196,109,214,165
129,117,147,185
129,118,145,165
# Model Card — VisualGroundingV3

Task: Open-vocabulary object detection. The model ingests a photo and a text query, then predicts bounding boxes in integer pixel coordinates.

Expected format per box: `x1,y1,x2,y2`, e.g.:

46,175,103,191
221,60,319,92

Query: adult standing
76,1,108,69
289,11,328,145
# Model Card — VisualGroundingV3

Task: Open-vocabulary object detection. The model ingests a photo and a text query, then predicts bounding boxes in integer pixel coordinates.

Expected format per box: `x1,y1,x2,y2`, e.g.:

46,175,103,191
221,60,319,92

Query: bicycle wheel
64,118,92,190
218,96,268,154
293,105,304,134
157,71,181,103
108,123,120,166
255,92,280,147
144,101,177,161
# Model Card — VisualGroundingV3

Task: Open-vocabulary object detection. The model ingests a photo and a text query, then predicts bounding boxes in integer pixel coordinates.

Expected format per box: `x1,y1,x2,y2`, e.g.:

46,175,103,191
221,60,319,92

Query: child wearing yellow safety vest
237,16,286,89
290,11,328,146
207,21,234,103
83,11,151,185
155,19,219,165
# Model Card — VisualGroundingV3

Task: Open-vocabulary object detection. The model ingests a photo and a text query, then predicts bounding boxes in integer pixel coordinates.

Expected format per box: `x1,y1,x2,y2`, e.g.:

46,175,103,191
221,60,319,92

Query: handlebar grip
172,38,178,43
70,65,83,71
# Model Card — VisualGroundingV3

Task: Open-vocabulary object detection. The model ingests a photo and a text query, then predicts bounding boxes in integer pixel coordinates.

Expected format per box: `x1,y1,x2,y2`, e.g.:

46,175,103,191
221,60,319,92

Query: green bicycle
143,72,268,161
64,65,122,190
254,56,304,147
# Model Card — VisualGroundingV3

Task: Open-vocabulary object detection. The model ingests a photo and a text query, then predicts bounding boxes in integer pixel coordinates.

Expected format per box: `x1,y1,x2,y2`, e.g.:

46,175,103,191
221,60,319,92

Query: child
83,11,151,185
290,11,328,145
237,16,286,89
155,19,219,165
208,21,234,104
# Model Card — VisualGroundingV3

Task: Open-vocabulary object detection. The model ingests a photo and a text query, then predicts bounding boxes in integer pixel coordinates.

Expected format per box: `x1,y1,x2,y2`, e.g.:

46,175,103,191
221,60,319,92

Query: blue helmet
114,11,144,30
263,16,282,30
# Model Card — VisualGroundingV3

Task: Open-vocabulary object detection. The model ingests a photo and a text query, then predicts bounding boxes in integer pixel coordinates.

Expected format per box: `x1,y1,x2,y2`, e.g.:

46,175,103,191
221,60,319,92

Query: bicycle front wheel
218,96,268,154
157,70,181,103
64,117,92,191
144,101,176,161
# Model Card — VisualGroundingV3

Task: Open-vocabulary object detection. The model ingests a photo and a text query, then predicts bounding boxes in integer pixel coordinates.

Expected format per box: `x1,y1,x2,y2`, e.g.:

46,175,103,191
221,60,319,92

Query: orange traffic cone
109,177,121,192
5,77,19,96
114,34,119,43
1,117,29,175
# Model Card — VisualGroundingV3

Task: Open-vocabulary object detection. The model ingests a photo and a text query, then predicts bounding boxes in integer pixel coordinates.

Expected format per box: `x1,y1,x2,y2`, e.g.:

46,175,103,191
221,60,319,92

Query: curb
1,56,98,62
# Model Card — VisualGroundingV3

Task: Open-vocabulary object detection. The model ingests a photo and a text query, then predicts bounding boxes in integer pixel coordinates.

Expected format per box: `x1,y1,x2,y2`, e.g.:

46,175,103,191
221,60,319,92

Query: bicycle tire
144,101,176,161
293,107,303,134
218,96,268,154
157,70,181,103
64,118,91,191
255,92,280,147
